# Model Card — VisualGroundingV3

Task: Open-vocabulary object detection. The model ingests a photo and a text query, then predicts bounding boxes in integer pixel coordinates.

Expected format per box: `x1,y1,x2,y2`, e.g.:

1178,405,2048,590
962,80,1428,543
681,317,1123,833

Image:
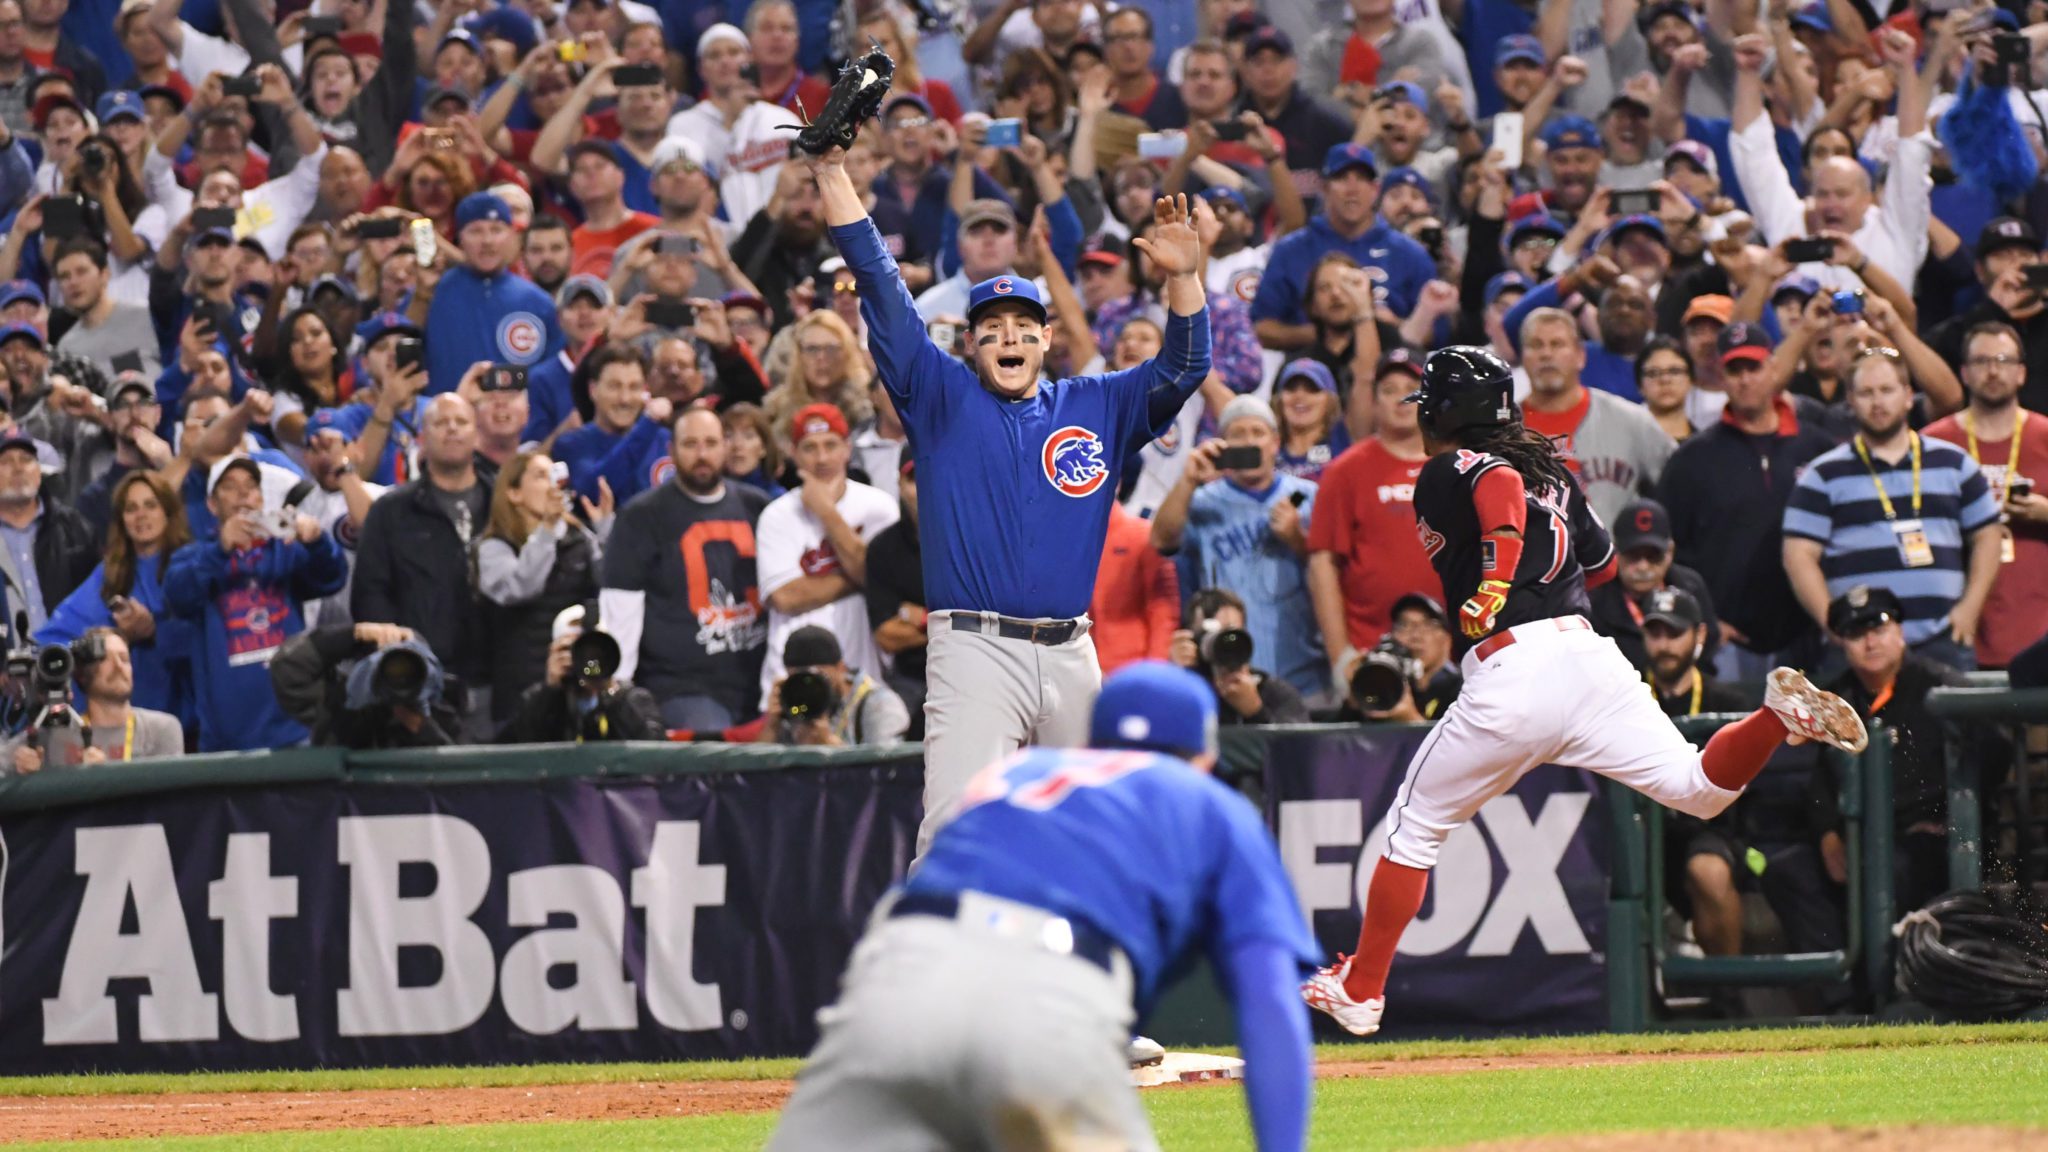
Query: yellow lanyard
1644,668,1704,715
1853,432,1922,521
576,710,608,745
1963,409,2026,502
121,712,134,761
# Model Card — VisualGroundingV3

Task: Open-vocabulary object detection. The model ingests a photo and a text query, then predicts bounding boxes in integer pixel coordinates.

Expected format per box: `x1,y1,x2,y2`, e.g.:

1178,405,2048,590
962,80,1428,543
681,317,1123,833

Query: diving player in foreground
1302,347,1869,1037
767,662,1318,1151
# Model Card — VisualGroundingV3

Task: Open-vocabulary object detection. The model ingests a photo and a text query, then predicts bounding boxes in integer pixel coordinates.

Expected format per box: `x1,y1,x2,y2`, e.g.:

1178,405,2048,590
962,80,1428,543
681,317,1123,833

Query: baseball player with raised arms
766,661,1318,1152
1302,347,1870,1037
803,144,1213,854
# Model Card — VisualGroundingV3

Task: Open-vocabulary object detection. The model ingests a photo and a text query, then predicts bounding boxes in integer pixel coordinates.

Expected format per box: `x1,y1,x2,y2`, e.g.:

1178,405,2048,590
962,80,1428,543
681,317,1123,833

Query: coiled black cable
1894,890,2048,1019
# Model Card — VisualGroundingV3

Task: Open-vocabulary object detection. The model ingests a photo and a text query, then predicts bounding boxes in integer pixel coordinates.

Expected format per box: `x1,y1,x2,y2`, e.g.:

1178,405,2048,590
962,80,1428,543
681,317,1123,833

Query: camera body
1351,635,1422,714
569,628,621,690
78,141,111,180
6,634,80,735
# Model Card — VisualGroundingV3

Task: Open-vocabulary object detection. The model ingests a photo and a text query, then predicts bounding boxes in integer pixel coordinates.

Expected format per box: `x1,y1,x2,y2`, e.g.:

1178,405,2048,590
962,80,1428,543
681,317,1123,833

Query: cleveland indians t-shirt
1304,438,1441,650
603,482,772,715
756,479,901,707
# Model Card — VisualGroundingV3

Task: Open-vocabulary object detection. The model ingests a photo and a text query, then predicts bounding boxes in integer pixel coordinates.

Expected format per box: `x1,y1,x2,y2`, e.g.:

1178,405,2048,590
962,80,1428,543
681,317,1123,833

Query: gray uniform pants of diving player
918,615,1100,854
766,903,1156,1152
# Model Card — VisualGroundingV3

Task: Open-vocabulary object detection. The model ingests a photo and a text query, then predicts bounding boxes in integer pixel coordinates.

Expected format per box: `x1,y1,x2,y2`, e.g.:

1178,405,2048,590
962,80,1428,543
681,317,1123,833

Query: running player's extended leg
918,628,1046,855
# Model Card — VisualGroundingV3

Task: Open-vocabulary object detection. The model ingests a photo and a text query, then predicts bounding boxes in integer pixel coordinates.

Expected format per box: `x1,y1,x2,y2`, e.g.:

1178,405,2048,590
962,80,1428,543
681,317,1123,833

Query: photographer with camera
4,627,184,774
1169,589,1310,726
751,625,910,747
496,606,664,744
1326,593,1464,724
269,620,463,749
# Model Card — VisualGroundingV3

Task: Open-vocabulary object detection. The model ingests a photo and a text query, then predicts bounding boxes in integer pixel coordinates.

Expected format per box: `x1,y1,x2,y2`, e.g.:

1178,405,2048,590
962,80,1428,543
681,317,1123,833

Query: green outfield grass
8,1022,2048,1150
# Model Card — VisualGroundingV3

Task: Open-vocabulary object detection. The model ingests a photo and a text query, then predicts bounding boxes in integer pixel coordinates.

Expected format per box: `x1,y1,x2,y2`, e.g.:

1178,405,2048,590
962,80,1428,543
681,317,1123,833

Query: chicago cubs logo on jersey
1042,426,1109,497
649,457,676,489
497,312,546,364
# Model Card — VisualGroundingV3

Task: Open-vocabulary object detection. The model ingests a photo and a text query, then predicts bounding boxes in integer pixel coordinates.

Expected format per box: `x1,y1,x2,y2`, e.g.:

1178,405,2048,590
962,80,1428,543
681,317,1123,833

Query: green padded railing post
1946,726,1983,893
1859,727,1895,1005
1604,777,1650,1033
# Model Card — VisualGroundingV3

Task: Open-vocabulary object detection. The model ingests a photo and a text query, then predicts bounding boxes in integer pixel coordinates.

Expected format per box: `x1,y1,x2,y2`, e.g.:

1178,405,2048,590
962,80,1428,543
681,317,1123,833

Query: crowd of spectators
0,0,2042,956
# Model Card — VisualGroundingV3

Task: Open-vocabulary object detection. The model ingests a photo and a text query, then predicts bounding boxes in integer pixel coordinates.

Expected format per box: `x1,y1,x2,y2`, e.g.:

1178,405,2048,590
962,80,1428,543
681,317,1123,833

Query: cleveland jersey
1412,448,1615,655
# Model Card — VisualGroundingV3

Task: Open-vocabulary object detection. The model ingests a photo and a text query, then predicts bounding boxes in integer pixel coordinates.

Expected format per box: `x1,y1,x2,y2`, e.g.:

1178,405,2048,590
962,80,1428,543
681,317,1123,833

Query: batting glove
1460,579,1512,640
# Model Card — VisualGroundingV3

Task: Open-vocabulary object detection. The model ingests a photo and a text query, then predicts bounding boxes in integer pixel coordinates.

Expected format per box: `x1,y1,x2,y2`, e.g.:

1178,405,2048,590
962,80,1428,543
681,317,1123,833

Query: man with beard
811,137,1211,854
149,224,256,367
600,406,770,729
1504,258,1654,401
1511,307,1675,525
1590,498,1720,673
1637,0,1734,120
1532,116,1602,225
1252,143,1431,351
416,192,564,395
521,215,574,299
732,160,834,329
1353,82,1457,195
1784,352,2002,671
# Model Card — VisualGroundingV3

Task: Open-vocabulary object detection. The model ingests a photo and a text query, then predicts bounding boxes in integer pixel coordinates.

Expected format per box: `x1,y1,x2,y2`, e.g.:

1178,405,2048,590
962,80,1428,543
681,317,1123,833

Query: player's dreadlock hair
1455,420,1577,496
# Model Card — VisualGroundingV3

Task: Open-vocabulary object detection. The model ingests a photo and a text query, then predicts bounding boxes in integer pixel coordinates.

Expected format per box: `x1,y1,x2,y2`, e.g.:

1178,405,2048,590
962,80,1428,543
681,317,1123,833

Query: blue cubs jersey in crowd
905,747,1318,1014
833,219,1211,620
423,267,565,396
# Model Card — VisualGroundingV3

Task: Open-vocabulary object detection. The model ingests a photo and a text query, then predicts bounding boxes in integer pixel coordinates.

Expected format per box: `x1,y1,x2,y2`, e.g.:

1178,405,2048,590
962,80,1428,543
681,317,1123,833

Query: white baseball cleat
1126,1036,1166,1068
1766,668,1869,753
1300,955,1384,1036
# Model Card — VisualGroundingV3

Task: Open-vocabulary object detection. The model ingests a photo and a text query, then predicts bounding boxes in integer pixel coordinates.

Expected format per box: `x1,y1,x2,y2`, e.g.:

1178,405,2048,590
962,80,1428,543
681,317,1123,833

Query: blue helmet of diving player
1089,661,1219,759
1406,345,1517,440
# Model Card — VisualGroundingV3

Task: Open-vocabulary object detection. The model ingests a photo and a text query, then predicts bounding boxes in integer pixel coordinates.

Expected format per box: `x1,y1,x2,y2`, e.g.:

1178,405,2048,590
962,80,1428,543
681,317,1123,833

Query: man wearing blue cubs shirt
415,192,566,396
807,142,1213,854
1250,143,1433,353
768,661,1316,1152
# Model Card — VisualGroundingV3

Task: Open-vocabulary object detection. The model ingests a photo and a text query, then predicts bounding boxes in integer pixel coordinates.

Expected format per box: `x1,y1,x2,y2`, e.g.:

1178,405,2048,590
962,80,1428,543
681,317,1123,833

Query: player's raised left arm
1130,195,1214,430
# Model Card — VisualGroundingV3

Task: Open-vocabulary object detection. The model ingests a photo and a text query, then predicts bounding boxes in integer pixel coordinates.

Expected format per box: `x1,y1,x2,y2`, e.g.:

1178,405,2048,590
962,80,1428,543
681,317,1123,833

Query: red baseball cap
792,402,849,444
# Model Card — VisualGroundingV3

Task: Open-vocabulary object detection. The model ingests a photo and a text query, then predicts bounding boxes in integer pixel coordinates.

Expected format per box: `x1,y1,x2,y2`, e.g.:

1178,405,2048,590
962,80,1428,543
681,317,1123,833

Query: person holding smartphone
1150,395,1325,699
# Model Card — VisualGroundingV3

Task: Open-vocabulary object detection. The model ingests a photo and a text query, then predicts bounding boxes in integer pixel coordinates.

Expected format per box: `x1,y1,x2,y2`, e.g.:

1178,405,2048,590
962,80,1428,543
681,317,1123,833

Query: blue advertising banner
1263,727,1610,1035
0,761,922,1074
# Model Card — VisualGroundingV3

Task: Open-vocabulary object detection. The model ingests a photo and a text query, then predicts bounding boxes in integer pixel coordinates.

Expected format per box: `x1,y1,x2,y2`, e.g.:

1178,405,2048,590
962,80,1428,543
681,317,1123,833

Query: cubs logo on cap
1042,425,1108,497
966,274,1047,325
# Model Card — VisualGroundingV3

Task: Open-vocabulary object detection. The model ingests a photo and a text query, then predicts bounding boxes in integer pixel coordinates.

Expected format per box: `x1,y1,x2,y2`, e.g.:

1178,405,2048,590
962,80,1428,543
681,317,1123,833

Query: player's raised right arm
810,146,948,412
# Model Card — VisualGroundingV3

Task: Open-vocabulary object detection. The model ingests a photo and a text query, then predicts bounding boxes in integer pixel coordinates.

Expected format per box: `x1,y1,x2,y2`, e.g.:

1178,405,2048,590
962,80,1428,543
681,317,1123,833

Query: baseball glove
795,46,895,155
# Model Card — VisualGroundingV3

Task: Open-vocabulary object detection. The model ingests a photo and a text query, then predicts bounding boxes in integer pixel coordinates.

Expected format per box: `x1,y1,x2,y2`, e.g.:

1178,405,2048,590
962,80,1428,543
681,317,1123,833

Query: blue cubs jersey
905,747,1318,1014
833,220,1211,620
422,267,565,396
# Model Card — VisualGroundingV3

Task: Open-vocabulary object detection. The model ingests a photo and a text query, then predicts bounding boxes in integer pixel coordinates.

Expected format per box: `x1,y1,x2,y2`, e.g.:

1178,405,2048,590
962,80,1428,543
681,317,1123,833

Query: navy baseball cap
305,407,361,444
882,92,933,119
1615,498,1674,552
1200,186,1249,213
1495,33,1546,69
567,138,625,171
95,89,146,124
465,4,539,58
1506,213,1567,249
308,273,358,301
1601,214,1668,249
1636,0,1694,31
1540,115,1602,153
0,427,37,457
1242,24,1294,58
1377,346,1425,381
1772,273,1820,303
966,274,1048,325
455,191,513,231
189,225,236,248
1718,320,1773,364
0,322,45,349
1641,586,1703,632
1828,584,1903,635
0,280,44,310
1089,660,1218,757
437,27,481,54
1380,167,1434,202
1485,270,1533,306
356,310,421,347
1278,358,1338,393
1323,142,1379,179
1979,216,2040,260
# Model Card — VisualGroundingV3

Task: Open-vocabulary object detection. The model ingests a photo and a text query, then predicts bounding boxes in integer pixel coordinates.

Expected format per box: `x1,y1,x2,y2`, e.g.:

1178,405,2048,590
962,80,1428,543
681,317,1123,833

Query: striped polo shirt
1782,433,2000,644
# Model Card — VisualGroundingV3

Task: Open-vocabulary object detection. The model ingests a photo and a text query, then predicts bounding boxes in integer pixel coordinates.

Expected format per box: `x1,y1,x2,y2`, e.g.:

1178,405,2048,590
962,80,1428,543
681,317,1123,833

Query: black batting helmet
1405,346,1517,439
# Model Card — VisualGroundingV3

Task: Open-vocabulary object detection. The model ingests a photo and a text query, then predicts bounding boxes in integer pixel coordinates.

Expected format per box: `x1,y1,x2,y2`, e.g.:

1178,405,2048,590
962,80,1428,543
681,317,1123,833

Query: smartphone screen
1492,112,1524,170
357,216,404,240
1215,445,1262,470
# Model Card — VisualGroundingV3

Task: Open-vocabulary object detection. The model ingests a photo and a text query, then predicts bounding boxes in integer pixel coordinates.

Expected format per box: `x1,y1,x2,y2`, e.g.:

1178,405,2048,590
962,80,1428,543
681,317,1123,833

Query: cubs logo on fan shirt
1043,426,1108,497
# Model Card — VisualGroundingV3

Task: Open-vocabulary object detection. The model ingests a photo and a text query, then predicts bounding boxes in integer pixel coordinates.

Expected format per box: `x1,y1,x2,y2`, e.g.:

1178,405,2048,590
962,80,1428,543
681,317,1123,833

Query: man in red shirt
1923,320,2048,669
566,140,659,274
1090,501,1181,676
1307,349,1440,685
747,0,829,119
1104,7,1187,128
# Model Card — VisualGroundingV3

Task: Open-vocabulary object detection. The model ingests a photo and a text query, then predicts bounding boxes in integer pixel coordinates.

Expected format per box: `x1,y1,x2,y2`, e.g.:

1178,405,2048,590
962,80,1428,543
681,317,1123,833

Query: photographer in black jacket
270,622,462,748
1320,593,1464,723
497,606,664,744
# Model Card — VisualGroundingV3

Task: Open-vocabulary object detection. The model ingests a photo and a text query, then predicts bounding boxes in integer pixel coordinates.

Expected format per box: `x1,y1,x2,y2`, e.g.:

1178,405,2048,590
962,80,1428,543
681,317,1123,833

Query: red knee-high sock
1342,858,1430,1002
1700,707,1789,792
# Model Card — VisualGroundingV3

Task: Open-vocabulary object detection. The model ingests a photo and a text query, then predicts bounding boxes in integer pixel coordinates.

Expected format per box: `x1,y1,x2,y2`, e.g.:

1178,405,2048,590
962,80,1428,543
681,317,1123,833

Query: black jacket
1816,655,1983,835
496,681,666,744
4,489,102,627
351,479,489,680
270,625,463,748
483,528,600,722
1589,562,1722,675
1656,399,1837,655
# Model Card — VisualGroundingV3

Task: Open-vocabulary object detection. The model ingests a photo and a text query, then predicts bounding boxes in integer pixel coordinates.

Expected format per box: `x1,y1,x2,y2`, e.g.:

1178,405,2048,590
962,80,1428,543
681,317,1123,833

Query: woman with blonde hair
476,450,605,724
38,472,197,726
764,311,875,449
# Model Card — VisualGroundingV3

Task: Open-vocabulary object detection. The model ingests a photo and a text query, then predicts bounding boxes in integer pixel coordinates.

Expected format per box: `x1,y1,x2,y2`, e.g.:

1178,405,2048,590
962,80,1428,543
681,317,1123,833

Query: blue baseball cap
464,5,538,59
1789,1,1832,31
189,224,236,248
95,89,146,124
0,322,45,349
1380,166,1435,203
965,274,1047,325
1540,115,1602,153
355,310,421,347
1772,273,1820,302
1485,270,1533,306
455,191,513,232
1377,80,1427,109
0,280,44,310
1322,142,1379,179
1495,34,1546,69
305,407,362,444
1200,185,1248,213
437,27,481,54
1600,213,1668,248
1636,0,1695,32
1278,358,1338,393
1506,213,1567,249
1089,661,1218,757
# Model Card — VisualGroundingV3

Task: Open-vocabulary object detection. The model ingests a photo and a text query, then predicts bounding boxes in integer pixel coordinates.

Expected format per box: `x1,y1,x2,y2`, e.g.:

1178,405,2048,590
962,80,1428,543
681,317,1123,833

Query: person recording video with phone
4,628,185,774
1168,589,1310,726
754,624,909,747
495,607,664,744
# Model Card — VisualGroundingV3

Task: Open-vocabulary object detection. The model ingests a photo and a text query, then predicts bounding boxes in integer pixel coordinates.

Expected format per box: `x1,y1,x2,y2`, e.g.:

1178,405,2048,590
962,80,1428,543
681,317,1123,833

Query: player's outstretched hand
1133,194,1202,278
1460,579,1511,640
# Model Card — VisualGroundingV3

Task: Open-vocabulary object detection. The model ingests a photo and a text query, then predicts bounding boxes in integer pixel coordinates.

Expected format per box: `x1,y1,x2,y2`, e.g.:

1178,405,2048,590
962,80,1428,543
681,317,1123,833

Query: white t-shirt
297,479,387,627
1122,391,1204,520
177,22,304,82
1206,244,1268,310
755,479,901,706
666,100,803,229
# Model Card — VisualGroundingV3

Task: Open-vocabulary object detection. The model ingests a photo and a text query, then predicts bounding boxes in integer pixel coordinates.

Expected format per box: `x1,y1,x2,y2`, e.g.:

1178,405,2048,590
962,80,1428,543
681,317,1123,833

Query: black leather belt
947,612,1082,646
888,889,1122,975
